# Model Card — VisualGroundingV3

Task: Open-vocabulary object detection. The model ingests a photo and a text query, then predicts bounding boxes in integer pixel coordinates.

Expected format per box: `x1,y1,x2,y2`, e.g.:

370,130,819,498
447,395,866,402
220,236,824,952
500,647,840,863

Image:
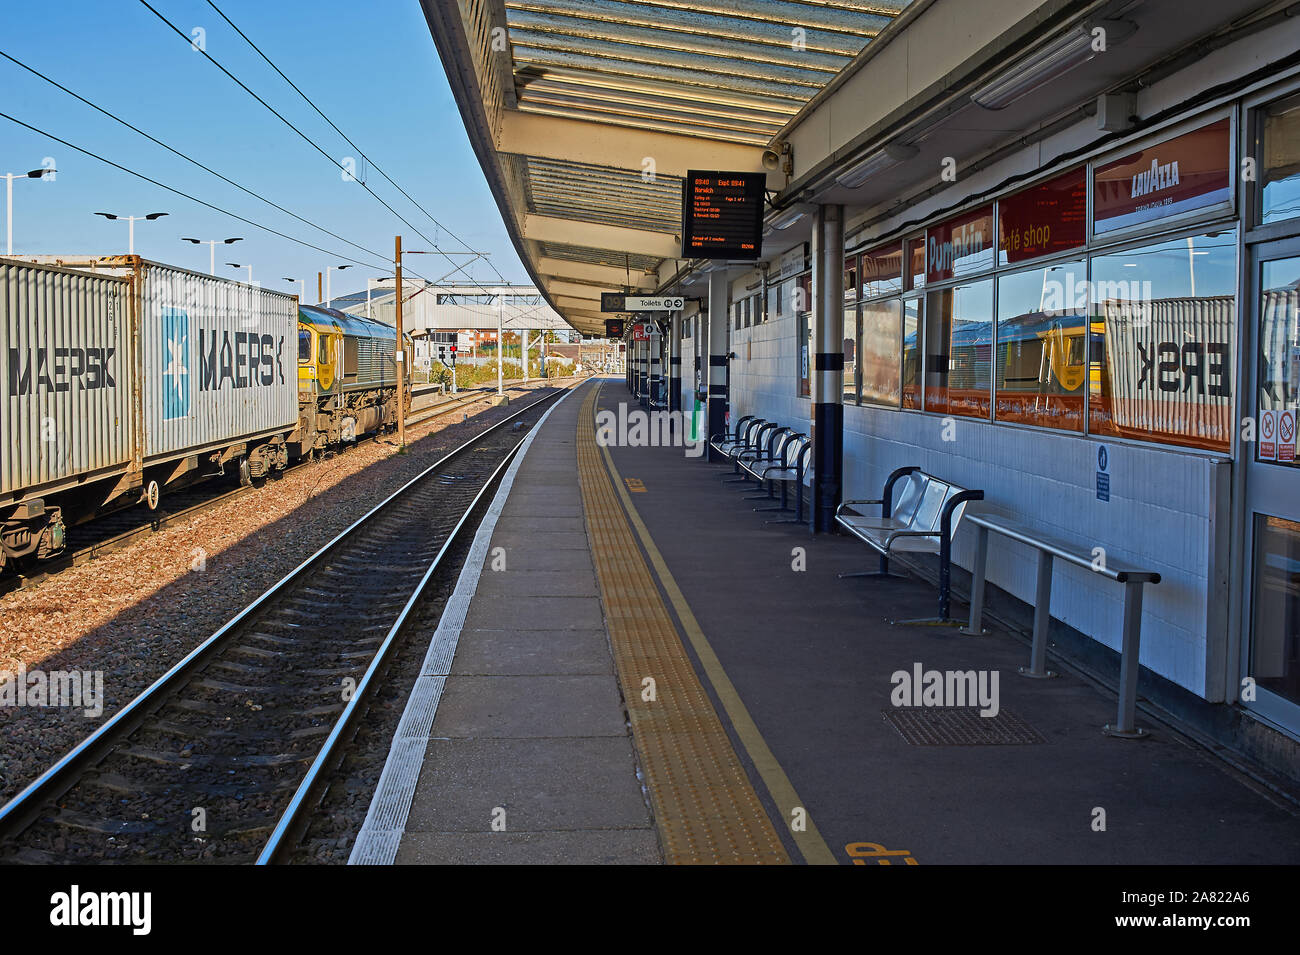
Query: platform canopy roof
422,0,914,335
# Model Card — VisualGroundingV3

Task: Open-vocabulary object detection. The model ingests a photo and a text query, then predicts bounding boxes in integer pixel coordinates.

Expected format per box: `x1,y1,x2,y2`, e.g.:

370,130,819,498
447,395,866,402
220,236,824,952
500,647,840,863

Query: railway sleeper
84,771,300,797
118,746,313,768
192,677,350,696
143,719,331,742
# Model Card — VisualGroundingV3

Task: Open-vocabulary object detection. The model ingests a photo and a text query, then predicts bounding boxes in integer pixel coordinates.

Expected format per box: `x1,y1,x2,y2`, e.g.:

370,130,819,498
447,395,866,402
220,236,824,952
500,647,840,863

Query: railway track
0,382,560,597
0,388,567,864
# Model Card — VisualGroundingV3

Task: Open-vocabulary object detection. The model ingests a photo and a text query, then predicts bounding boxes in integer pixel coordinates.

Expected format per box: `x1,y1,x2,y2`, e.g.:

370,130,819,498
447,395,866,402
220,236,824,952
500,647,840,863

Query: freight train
1,256,411,572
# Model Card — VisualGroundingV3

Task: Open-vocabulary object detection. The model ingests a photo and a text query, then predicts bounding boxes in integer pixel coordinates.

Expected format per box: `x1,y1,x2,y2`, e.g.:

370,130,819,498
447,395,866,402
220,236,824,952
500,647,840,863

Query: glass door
1242,238,1300,734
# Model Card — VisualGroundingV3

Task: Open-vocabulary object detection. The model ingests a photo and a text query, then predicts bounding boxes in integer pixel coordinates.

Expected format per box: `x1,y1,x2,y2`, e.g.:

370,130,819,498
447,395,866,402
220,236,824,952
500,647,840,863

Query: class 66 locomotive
295,303,412,453
0,257,412,574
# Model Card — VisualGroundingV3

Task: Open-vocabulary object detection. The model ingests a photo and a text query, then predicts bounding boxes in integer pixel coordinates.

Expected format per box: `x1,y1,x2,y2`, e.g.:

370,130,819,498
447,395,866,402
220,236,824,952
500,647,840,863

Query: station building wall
721,20,1300,704
728,282,1231,703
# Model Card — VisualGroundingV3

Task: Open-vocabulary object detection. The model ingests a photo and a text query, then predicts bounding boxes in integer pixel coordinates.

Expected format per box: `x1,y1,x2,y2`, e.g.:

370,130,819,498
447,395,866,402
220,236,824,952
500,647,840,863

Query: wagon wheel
144,479,161,511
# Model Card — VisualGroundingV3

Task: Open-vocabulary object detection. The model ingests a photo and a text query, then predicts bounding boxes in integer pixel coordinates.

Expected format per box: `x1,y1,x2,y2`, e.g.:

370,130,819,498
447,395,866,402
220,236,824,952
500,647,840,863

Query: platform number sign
1096,444,1110,502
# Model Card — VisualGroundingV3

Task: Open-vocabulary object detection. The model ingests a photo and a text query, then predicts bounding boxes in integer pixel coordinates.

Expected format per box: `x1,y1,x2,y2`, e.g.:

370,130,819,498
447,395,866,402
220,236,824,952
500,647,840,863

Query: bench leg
763,486,802,523
892,538,964,627
960,524,989,636
1018,551,1058,679
1104,581,1150,739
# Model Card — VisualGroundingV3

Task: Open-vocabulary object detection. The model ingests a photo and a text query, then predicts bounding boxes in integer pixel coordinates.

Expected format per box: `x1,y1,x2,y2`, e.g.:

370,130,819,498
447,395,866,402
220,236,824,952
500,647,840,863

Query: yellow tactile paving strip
576,386,790,865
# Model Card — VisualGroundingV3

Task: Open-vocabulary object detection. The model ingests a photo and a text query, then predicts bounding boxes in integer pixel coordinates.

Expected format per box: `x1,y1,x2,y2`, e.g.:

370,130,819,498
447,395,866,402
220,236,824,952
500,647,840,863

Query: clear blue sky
0,0,525,296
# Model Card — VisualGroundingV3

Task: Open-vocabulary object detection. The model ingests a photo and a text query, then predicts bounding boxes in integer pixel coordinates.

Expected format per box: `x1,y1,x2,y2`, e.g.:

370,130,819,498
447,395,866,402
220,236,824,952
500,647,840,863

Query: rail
0,387,571,855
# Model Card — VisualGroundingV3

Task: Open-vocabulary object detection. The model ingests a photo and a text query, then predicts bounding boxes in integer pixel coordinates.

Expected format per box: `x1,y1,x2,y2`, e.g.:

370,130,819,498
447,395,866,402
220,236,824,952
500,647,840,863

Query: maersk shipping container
20,256,299,465
1,258,132,504
1100,294,1236,449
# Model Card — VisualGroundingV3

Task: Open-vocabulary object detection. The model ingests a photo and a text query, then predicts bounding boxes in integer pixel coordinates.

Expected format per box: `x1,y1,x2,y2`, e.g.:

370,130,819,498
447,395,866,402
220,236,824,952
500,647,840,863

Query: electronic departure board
681,170,766,260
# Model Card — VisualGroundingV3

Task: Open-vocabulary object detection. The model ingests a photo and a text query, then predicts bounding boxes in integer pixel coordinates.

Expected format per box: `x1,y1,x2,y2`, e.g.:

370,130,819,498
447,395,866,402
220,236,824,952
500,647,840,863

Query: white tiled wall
728,310,1230,701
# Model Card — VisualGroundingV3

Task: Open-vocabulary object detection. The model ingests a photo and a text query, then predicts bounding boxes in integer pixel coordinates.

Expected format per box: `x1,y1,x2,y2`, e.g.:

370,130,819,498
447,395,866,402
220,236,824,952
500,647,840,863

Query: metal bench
648,377,667,411
707,415,758,463
732,424,791,486
721,419,777,481
960,513,1161,739
835,466,984,625
743,432,811,523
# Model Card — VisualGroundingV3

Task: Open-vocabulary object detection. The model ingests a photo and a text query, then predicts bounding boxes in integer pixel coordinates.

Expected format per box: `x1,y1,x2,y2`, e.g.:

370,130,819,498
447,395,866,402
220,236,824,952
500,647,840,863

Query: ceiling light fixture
768,202,816,231
971,19,1138,111
835,143,920,189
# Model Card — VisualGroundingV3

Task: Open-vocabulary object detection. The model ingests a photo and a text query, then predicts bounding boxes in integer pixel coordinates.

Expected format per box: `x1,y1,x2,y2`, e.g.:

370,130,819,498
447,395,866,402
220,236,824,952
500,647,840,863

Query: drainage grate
882,708,1046,745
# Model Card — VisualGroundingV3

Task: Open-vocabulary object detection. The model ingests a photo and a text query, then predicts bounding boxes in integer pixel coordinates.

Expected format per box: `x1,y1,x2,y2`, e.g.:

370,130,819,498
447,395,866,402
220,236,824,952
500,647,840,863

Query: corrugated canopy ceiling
428,0,913,333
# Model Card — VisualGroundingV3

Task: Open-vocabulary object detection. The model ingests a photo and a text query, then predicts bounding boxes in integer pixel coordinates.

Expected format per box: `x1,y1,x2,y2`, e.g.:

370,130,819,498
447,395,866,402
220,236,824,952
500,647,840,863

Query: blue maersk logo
162,308,190,420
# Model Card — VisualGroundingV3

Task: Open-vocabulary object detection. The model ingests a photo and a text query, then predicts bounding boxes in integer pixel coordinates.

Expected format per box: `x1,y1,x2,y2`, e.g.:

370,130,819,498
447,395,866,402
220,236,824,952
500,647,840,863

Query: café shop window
995,260,1088,432
844,115,1237,453
1258,91,1300,226
1088,229,1237,452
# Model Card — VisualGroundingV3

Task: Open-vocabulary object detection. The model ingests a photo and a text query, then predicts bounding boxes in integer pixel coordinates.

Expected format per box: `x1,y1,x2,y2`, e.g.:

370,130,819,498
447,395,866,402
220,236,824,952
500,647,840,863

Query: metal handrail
961,511,1161,739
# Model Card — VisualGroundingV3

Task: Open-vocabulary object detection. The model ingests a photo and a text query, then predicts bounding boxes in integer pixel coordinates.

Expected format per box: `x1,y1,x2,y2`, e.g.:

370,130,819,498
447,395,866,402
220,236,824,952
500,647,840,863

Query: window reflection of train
898,294,1235,450
1,257,411,573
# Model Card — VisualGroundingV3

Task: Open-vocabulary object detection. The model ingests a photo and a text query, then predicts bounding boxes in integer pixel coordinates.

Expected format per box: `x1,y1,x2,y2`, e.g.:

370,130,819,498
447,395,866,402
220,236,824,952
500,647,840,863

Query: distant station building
427,0,1300,758
330,280,572,370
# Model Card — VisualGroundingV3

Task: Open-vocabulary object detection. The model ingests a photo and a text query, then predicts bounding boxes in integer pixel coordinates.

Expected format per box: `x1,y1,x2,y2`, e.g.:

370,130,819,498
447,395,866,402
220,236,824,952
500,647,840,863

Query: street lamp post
282,277,306,301
182,236,242,275
4,167,54,256
325,265,352,308
226,262,254,284
94,211,168,255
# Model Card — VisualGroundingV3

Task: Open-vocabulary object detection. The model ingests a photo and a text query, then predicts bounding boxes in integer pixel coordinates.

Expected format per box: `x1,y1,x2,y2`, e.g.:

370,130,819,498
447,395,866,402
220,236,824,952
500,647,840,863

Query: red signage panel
1093,119,1231,235
859,242,904,298
998,167,1086,265
926,205,993,283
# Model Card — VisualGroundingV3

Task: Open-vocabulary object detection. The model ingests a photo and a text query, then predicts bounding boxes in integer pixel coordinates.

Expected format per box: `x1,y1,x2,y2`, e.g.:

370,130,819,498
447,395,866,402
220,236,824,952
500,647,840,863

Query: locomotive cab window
318,333,332,365
298,329,311,362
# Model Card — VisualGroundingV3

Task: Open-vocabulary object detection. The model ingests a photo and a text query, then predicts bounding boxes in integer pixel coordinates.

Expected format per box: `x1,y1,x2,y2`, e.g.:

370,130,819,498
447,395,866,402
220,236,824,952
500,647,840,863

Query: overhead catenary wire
0,49,396,270
202,0,505,285
0,111,388,271
137,0,502,297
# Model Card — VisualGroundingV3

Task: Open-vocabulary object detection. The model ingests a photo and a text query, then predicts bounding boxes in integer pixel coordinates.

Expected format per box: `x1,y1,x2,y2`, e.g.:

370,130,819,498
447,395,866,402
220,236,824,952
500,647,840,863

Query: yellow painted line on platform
577,387,789,864
583,385,838,865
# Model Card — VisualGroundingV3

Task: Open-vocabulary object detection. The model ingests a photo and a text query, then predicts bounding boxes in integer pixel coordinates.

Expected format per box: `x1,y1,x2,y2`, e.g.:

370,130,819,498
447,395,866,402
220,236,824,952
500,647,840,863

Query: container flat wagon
2,255,299,570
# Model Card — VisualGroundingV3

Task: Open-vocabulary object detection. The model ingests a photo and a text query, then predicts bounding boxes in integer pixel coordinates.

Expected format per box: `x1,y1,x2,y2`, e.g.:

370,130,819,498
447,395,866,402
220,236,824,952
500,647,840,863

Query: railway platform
354,377,1300,865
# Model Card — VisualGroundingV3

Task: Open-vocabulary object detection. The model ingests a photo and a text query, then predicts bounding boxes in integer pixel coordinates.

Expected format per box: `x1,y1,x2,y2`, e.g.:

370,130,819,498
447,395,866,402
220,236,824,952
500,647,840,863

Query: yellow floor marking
847,842,919,865
584,385,839,865
576,387,789,864
623,477,647,493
